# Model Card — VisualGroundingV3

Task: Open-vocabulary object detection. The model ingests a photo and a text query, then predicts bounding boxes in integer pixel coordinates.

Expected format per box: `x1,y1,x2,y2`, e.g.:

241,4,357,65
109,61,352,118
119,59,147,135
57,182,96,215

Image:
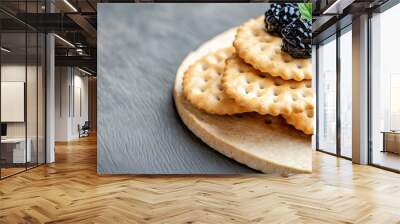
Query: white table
1,138,31,163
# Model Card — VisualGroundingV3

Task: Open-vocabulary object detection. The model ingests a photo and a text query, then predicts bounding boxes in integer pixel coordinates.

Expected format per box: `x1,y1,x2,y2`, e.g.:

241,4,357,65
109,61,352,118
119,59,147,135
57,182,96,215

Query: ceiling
0,0,394,73
312,0,391,43
0,0,99,73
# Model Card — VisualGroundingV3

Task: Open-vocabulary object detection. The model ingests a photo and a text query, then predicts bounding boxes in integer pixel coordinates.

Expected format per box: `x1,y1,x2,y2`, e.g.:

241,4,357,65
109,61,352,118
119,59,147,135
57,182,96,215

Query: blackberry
265,3,300,36
281,18,312,58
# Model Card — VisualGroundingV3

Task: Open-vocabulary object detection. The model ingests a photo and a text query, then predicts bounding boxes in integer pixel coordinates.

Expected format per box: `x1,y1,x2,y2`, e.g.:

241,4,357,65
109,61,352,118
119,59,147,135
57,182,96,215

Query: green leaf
298,3,312,21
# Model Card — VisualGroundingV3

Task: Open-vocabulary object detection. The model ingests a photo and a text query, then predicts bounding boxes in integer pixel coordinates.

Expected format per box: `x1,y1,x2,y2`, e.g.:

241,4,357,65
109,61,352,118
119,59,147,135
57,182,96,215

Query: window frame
315,24,353,161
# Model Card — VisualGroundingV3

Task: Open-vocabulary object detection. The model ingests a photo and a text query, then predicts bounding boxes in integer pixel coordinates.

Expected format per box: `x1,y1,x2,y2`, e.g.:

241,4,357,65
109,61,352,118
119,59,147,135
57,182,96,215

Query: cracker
282,109,314,135
175,28,312,173
222,54,314,116
183,48,250,115
233,16,312,81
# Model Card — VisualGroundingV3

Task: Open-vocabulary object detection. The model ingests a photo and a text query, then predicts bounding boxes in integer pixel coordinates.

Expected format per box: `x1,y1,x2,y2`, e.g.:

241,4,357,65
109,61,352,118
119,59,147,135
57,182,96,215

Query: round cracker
222,54,314,117
183,47,250,115
233,16,312,81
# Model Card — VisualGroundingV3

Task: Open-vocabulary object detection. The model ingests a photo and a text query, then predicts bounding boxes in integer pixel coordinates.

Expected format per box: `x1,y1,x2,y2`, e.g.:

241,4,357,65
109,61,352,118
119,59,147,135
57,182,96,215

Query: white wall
55,67,89,141
70,73,89,138
1,65,28,141
55,66,70,141
1,65,39,138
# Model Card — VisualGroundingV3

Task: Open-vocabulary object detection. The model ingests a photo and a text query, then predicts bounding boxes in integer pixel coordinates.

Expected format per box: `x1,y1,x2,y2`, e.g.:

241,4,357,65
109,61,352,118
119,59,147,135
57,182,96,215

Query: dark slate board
97,3,269,174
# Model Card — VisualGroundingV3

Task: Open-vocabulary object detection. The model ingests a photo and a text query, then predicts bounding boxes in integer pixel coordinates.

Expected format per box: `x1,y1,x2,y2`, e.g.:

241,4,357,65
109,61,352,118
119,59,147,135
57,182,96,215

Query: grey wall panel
98,3,269,174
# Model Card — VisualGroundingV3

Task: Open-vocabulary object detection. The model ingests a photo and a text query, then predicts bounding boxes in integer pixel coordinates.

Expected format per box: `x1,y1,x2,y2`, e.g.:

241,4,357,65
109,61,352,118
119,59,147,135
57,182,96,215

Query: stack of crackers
182,16,314,135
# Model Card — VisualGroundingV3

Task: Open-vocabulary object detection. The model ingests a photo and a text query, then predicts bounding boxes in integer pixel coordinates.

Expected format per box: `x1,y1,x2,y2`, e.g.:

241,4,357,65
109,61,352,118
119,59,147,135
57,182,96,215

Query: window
339,28,352,158
317,36,337,154
316,25,353,159
370,2,400,171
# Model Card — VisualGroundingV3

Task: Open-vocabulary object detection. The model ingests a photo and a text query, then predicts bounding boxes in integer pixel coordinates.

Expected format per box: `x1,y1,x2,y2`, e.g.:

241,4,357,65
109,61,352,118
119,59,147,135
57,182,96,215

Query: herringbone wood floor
1,135,400,224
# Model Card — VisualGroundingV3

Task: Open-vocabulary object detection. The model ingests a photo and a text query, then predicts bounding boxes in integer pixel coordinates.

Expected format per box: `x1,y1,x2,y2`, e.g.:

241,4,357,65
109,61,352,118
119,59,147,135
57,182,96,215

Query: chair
79,121,90,138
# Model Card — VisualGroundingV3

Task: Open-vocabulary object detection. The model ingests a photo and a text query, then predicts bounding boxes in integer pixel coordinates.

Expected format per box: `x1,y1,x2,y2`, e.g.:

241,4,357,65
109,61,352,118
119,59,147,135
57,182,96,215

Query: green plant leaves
298,3,312,21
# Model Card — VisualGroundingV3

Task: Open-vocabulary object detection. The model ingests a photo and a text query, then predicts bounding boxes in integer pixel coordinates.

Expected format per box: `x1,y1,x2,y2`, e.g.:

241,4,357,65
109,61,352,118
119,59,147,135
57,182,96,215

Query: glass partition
38,32,45,165
27,31,38,169
0,2,46,179
1,31,28,177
